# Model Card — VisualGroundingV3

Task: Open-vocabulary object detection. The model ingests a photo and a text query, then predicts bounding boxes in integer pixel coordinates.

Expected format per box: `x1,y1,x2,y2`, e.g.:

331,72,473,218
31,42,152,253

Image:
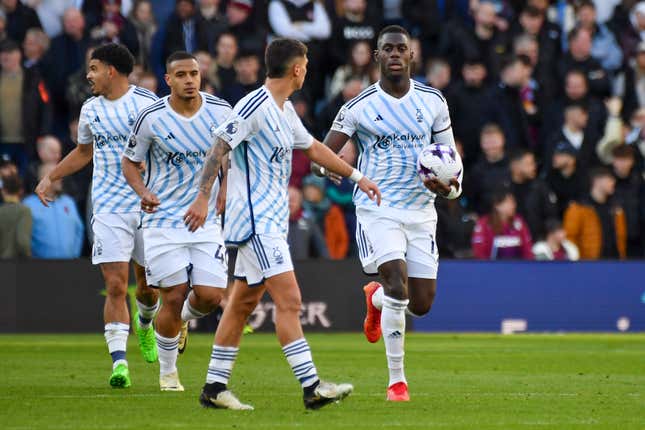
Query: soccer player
321,25,463,401
121,51,232,392
35,43,160,388
183,38,381,410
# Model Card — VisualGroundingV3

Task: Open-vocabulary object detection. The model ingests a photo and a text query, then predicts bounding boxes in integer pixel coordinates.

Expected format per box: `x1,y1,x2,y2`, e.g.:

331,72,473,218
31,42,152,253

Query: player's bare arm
304,140,382,206
35,143,93,207
183,137,231,232
215,154,229,216
312,134,358,184
121,156,160,213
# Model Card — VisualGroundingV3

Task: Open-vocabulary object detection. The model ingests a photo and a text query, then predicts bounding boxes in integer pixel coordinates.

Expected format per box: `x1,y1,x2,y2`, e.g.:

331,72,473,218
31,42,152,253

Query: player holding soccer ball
319,25,463,401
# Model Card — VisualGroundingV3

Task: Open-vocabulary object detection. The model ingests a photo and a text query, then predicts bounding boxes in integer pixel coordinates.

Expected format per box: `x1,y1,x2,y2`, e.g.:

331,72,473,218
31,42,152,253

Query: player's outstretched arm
121,156,159,213
184,138,232,232
35,144,93,207
304,140,381,206
312,139,358,185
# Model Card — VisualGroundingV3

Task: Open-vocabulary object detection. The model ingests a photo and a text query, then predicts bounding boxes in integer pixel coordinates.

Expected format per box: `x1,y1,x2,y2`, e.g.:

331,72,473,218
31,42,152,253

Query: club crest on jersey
127,112,136,126
273,247,284,265
226,121,238,135
416,109,424,123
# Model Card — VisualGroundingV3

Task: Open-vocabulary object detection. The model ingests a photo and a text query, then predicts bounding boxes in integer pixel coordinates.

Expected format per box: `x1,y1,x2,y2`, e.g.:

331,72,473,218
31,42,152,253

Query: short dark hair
576,0,595,11
377,25,410,44
265,38,307,78
1,173,22,195
166,51,197,71
545,218,563,235
564,100,588,112
521,5,543,17
509,147,534,163
0,39,20,53
91,43,134,75
588,166,613,184
612,144,635,159
568,26,590,43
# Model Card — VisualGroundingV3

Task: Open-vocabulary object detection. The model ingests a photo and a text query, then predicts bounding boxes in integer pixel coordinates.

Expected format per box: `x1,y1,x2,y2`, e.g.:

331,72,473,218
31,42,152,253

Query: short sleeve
432,97,452,133
291,109,314,150
329,105,357,137
214,112,256,150
123,114,153,162
77,104,93,145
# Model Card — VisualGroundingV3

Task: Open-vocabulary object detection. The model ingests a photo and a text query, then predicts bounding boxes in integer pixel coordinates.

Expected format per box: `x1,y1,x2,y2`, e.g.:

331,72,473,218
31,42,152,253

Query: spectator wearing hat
543,141,586,217
0,40,51,173
532,219,579,260
288,186,329,259
563,167,627,259
227,0,265,57
0,172,32,258
575,0,623,73
2,0,42,44
163,0,210,61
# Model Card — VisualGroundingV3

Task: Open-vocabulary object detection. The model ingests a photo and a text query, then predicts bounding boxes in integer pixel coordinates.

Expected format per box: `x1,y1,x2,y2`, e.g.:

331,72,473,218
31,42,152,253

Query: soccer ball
417,143,462,184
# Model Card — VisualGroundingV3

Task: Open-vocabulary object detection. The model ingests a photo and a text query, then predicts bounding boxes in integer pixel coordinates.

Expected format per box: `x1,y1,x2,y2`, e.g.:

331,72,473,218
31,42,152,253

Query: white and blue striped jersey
123,92,232,229
330,80,455,210
78,86,158,214
214,86,314,244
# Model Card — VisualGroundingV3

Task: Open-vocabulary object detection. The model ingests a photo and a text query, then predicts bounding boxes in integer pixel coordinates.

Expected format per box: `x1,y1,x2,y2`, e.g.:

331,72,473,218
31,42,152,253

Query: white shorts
233,234,293,286
356,206,439,279
143,224,228,289
91,212,144,265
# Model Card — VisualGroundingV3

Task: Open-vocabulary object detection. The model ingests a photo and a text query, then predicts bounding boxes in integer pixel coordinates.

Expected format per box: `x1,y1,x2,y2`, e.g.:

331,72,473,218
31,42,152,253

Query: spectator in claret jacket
564,167,627,260
472,189,534,260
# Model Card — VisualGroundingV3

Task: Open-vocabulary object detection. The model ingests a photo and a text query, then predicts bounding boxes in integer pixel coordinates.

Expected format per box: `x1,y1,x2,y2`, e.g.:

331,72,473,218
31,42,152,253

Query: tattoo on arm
198,138,231,196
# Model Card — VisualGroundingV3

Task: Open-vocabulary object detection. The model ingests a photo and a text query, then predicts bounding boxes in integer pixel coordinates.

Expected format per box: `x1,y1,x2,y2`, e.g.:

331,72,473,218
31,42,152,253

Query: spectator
543,141,586,217
163,0,210,61
532,218,580,260
138,70,157,93
596,97,626,165
544,102,599,172
618,41,645,120
563,167,627,259
329,0,380,69
0,172,32,258
449,57,489,165
439,1,510,81
28,0,74,38
226,0,264,57
401,0,450,58
558,27,611,99
211,32,237,92
510,5,561,77
218,51,261,105
465,123,510,214
40,7,90,123
508,148,559,241
89,0,139,57
619,1,645,62
0,40,51,172
22,164,84,258
198,0,228,53
128,0,156,70
65,46,95,117
194,50,215,93
575,0,623,73
609,144,645,257
328,40,372,101
268,0,331,100
2,0,42,44
472,189,534,260
0,10,6,43
485,55,534,150
24,135,62,193
424,58,451,92
513,33,555,106
287,186,329,259
316,75,364,139
22,28,49,71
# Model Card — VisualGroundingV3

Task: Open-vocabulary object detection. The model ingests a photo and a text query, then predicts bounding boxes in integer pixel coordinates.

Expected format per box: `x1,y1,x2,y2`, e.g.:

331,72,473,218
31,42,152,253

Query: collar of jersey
163,92,207,122
375,79,414,103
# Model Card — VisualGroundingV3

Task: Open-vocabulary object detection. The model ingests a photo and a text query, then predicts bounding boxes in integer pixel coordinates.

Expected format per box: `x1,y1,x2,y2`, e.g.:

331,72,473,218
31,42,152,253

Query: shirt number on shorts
214,245,228,265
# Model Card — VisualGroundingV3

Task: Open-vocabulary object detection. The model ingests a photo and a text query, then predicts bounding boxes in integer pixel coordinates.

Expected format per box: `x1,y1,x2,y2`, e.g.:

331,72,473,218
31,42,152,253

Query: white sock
155,332,180,376
104,322,129,369
381,296,409,387
181,296,208,322
371,284,384,310
206,345,239,385
136,299,159,329
282,338,319,388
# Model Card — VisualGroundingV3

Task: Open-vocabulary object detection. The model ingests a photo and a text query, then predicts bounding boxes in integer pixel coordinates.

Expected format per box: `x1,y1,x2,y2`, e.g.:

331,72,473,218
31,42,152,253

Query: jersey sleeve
77,104,93,145
214,110,257,150
432,96,452,133
292,111,314,150
123,114,153,162
329,105,358,137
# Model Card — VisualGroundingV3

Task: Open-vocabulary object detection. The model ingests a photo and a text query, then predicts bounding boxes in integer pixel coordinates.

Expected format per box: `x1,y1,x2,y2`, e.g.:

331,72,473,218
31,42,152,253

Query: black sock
303,379,320,397
204,382,226,395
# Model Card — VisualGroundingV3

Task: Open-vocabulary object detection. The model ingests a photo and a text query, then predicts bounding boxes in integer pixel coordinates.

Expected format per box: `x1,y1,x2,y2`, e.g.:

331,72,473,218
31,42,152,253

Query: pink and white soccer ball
417,143,462,183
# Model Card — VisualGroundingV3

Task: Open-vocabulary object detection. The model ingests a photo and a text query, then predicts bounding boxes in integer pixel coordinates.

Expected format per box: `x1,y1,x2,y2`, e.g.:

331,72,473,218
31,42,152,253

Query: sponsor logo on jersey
270,146,290,163
166,150,207,166
94,133,128,148
373,133,426,150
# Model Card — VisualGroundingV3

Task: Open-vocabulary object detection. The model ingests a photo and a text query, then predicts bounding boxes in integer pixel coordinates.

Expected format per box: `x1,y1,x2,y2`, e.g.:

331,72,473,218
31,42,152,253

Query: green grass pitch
1,333,644,429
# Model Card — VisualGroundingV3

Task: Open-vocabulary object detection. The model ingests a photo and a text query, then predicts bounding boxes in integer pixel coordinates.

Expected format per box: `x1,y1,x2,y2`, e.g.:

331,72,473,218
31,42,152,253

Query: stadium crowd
0,0,644,261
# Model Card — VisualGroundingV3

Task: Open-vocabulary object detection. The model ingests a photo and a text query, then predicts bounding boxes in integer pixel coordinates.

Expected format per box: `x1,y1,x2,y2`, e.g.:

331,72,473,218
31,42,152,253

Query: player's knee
105,279,128,301
273,295,302,316
382,272,407,300
408,301,432,317
232,294,260,317
193,289,223,310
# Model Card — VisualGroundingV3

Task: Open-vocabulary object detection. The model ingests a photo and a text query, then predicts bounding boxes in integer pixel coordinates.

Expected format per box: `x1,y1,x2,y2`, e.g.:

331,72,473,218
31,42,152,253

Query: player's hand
357,177,381,206
184,194,208,232
35,176,54,207
141,191,160,213
424,177,459,197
